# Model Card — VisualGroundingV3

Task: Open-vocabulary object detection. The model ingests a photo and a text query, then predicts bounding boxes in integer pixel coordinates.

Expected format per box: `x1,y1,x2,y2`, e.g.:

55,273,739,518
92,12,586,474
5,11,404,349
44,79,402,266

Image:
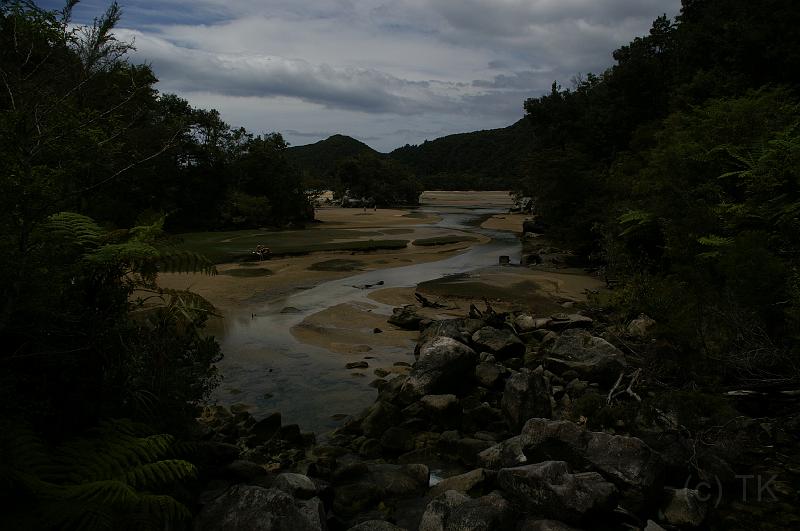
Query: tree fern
1,420,197,530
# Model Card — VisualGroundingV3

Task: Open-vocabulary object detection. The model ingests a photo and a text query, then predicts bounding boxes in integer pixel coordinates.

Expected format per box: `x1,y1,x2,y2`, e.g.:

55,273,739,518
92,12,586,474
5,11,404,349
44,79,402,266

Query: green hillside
287,134,379,180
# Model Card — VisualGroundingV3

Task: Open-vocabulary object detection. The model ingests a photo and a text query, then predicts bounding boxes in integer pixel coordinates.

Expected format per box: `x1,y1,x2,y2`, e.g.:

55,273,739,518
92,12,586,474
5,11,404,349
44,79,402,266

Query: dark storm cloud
64,0,682,150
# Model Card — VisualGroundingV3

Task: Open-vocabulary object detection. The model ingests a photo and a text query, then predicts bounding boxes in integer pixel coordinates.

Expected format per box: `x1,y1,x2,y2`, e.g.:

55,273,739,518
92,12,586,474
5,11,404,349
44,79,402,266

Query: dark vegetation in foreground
1,0,799,529
516,0,800,394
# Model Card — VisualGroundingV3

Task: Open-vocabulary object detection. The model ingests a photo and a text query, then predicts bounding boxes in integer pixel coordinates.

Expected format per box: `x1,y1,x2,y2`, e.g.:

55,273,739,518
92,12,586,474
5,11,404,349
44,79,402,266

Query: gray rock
347,361,369,369
381,426,415,453
417,318,485,352
347,521,408,531
388,305,424,330
471,327,525,358
547,329,627,385
521,418,664,511
419,490,511,531
475,362,504,388
274,473,317,499
400,337,478,401
547,313,593,331
478,435,528,469
497,461,617,524
194,485,323,531
627,314,656,337
456,438,494,467
420,394,461,428
661,488,707,527
644,520,667,531
428,468,492,498
501,367,553,431
361,401,402,438
333,463,429,517
518,519,582,531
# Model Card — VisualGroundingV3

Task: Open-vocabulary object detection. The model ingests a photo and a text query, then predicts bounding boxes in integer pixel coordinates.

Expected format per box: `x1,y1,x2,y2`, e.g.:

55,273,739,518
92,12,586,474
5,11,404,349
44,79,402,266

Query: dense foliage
333,153,423,206
389,119,534,190
0,1,309,526
517,0,800,387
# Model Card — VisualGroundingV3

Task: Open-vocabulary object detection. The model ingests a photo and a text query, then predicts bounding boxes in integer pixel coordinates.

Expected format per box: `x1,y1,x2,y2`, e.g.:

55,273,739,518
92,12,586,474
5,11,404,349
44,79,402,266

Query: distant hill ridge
286,118,534,190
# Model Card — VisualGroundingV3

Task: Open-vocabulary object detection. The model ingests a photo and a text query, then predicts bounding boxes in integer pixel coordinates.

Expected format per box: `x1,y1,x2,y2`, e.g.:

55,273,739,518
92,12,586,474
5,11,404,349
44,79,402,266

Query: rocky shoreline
187,235,799,530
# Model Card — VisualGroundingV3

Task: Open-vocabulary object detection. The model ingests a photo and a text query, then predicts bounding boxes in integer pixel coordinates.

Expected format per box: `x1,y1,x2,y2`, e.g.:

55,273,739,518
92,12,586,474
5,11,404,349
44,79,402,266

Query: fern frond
42,212,103,250
122,460,196,490
157,250,217,275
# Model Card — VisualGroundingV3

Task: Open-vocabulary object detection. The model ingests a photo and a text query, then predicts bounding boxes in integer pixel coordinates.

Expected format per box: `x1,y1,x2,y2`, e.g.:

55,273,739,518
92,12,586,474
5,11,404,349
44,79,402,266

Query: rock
627,314,656,337
501,367,552,431
518,519,581,531
361,401,402,438
475,362,504,388
471,327,524,359
514,314,538,332
198,441,241,464
274,473,317,499
456,438,494,466
194,485,324,531
347,361,369,369
521,418,664,511
348,521,408,531
644,520,667,531
428,468,492,498
333,463,429,517
381,426,415,453
420,394,461,428
497,461,617,524
661,488,707,527
547,329,627,385
461,403,504,433
417,318,485,352
374,368,390,378
388,305,424,330
399,337,478,402
222,460,267,482
251,412,282,443
359,438,383,459
419,490,512,531
478,436,528,469
373,328,384,334
547,314,593,332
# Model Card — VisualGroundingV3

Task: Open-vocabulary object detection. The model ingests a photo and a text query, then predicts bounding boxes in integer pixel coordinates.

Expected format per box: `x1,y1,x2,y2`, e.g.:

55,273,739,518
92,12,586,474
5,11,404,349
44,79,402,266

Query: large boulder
428,468,493,498
274,473,318,499
419,490,512,531
546,314,593,332
194,485,325,531
501,367,553,431
518,519,581,531
400,337,478,402
333,463,429,517
360,401,402,438
471,327,524,359
521,418,664,511
547,329,627,385
475,362,505,388
477,436,528,469
497,461,618,524
416,318,485,353
660,488,707,527
347,521,408,531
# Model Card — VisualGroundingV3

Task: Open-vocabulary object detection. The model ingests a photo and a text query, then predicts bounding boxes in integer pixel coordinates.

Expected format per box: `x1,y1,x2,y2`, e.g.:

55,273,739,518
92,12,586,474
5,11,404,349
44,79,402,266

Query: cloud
49,0,682,150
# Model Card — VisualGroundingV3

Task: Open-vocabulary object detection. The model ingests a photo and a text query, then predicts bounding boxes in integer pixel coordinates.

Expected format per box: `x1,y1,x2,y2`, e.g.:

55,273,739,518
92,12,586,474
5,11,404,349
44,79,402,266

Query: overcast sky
49,0,682,152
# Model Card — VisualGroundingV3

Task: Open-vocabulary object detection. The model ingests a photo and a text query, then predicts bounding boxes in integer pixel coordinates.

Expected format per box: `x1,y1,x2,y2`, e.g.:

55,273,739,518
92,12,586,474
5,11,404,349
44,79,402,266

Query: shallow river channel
213,198,522,434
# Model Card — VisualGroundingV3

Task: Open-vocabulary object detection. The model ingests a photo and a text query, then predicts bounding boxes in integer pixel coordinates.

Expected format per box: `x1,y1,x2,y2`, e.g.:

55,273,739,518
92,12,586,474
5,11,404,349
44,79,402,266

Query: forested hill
286,134,379,180
389,118,534,189
287,119,533,190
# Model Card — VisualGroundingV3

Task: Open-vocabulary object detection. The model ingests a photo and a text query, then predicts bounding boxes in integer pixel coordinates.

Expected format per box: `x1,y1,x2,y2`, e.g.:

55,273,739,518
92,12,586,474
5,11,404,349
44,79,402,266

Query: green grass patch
172,228,404,263
308,259,364,272
220,267,274,277
412,235,478,246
